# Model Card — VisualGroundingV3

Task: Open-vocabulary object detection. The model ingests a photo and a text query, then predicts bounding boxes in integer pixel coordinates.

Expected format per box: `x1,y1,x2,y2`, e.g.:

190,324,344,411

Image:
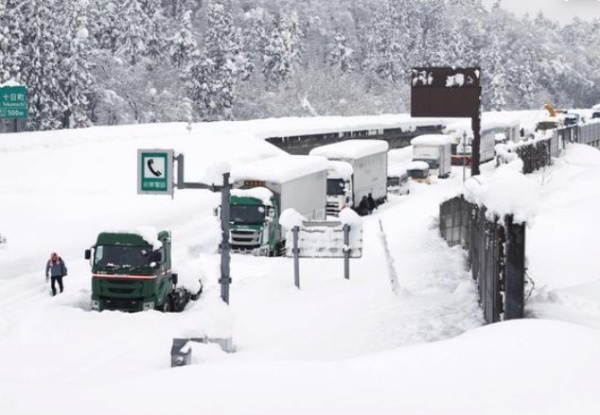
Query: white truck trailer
309,139,389,216
443,119,516,165
229,155,328,256
410,134,452,179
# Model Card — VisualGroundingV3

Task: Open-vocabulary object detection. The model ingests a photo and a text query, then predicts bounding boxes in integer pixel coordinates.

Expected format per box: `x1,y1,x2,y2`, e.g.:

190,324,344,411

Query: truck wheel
162,297,172,312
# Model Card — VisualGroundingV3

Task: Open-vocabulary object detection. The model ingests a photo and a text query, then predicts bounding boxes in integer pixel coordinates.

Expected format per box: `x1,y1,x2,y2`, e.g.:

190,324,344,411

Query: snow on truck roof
410,134,453,146
309,139,389,159
407,161,430,171
231,187,274,205
231,155,328,183
327,160,353,180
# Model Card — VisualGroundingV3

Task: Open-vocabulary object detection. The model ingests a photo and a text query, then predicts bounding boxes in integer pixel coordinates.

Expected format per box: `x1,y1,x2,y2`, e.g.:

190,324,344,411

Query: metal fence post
505,215,525,319
293,226,300,289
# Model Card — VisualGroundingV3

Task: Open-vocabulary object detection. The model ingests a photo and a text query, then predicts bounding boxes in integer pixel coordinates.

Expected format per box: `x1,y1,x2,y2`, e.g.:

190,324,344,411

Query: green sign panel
0,85,28,119
137,149,174,196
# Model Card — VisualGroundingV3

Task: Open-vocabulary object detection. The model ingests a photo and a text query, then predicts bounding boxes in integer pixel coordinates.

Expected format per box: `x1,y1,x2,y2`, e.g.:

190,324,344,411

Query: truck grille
100,296,144,312
327,202,340,216
230,229,261,251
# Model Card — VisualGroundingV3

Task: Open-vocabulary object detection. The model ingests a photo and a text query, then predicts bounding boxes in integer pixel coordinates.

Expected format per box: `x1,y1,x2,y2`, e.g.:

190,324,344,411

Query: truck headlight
91,300,100,310
143,301,155,311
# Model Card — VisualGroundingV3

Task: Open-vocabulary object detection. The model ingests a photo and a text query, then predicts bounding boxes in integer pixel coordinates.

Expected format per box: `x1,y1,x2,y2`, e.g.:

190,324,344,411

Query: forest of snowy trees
1,0,600,131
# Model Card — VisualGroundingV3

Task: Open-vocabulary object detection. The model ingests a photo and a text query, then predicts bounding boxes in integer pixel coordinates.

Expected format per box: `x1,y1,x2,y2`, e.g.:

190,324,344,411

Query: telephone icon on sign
147,159,162,177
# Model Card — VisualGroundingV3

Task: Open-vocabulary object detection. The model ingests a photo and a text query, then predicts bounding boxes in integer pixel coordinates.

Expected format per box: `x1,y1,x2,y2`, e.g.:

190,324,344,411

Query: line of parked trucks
228,139,390,256
84,139,395,312
85,131,487,313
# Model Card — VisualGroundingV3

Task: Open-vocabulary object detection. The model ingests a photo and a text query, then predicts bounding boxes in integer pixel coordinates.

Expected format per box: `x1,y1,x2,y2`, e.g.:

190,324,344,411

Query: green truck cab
229,187,280,256
228,155,329,257
85,230,200,312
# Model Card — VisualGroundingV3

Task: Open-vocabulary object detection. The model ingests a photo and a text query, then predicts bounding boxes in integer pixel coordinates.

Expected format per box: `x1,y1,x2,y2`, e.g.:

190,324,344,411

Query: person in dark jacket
357,196,369,216
366,193,377,214
45,252,67,296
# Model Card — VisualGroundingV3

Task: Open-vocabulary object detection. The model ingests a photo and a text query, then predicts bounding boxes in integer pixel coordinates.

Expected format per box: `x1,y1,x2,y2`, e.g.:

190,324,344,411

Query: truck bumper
93,296,150,312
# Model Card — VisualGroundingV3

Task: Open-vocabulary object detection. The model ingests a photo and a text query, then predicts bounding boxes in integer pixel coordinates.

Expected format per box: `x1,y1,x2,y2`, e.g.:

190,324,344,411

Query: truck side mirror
85,249,91,260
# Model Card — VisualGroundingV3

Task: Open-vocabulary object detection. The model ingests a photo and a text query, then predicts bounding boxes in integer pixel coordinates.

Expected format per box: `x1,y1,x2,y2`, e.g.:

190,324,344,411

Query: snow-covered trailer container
309,139,388,216
410,135,452,178
229,155,328,256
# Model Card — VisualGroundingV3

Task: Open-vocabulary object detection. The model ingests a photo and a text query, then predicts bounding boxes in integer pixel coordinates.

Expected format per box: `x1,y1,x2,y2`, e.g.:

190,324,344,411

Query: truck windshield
408,169,428,179
413,158,439,170
94,245,153,269
230,204,266,225
327,179,346,196
536,121,557,131
387,177,400,187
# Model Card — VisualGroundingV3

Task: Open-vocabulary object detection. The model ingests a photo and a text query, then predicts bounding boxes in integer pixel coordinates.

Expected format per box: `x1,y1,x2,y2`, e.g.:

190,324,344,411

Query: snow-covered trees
54,0,95,128
169,10,199,68
0,0,95,129
186,0,238,120
328,31,354,73
262,12,303,88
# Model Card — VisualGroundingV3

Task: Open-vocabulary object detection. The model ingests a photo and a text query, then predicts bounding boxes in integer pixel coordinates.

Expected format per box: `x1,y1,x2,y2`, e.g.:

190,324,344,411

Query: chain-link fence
440,196,525,324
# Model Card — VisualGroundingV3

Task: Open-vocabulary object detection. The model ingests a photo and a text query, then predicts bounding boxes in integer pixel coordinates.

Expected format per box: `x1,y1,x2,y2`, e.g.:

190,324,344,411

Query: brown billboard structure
411,67,482,176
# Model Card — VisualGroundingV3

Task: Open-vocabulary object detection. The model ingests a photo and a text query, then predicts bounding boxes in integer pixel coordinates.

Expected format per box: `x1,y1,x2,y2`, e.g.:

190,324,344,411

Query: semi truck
410,134,452,178
309,139,389,216
85,230,202,312
387,165,410,196
229,155,328,256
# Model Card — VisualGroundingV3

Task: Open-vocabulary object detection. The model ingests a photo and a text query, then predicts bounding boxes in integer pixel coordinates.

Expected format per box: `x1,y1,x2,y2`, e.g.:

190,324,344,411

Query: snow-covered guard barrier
284,221,362,259
499,122,600,174
574,121,600,148
439,196,526,324
281,208,363,288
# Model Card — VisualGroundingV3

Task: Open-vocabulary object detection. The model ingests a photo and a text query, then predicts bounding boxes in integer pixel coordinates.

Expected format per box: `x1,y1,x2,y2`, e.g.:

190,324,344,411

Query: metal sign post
462,131,467,182
288,221,361,288
139,151,232,304
219,173,231,304
293,226,300,289
174,154,231,305
343,224,350,280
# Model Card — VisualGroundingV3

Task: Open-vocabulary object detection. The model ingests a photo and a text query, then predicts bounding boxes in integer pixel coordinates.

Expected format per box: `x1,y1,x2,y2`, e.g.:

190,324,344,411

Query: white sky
1,113,600,414
482,0,600,24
